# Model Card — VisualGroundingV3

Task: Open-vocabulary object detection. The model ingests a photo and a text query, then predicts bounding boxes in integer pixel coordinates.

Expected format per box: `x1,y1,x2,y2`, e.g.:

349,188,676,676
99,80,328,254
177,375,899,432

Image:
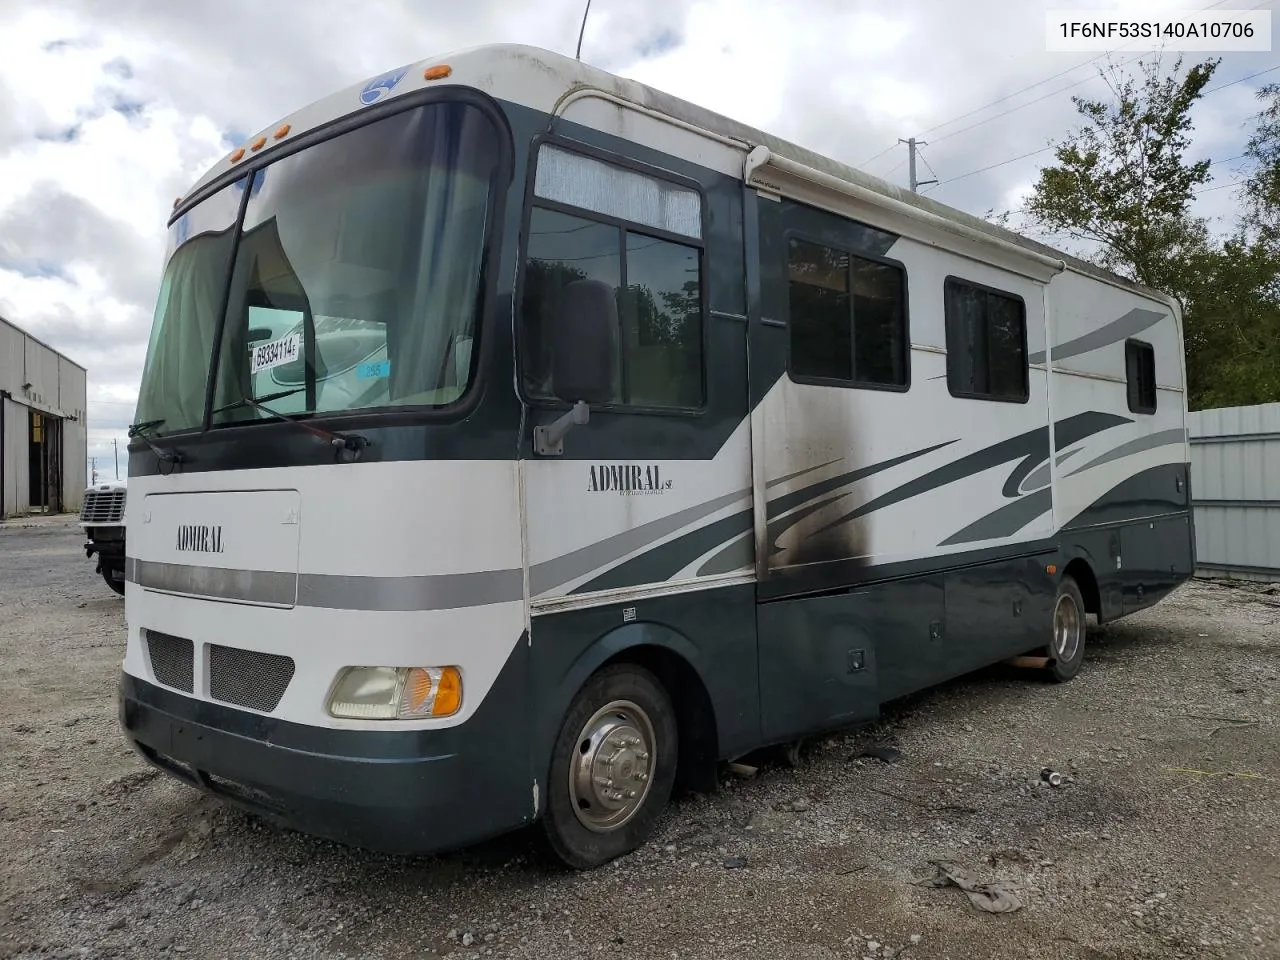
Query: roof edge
0,315,89,373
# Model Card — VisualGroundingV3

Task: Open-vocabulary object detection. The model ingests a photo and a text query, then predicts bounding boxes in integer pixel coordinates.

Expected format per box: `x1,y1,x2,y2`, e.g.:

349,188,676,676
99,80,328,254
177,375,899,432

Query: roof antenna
575,0,593,60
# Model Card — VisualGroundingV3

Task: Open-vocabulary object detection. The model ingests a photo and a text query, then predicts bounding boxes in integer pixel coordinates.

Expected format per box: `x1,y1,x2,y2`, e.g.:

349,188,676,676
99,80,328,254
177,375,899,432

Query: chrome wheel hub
569,699,656,833
1053,593,1082,662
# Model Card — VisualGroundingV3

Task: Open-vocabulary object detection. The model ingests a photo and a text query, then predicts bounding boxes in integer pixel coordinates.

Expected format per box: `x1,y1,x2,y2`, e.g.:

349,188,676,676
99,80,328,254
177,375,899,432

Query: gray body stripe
128,558,524,610
766,440,958,521
122,466,843,610
1020,445,1082,492
124,413,1177,608
1029,308,1164,365
1020,461,1052,493
528,459,841,595
297,569,525,611
695,532,755,577
765,459,844,489
1063,428,1188,478
129,558,298,607
939,489,1053,546
527,488,750,595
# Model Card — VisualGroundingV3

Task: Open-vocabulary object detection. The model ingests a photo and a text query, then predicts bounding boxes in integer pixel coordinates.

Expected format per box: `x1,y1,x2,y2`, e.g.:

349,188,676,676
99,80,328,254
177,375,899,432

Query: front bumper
118,672,531,855
84,536,125,567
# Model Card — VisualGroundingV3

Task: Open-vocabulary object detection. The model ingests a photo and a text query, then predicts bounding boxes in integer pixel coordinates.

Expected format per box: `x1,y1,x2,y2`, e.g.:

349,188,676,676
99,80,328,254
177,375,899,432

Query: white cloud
0,0,1272,485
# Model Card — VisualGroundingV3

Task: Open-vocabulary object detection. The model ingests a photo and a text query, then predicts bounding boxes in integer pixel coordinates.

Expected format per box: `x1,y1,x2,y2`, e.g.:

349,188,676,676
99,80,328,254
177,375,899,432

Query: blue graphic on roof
360,67,409,106
232,171,265,196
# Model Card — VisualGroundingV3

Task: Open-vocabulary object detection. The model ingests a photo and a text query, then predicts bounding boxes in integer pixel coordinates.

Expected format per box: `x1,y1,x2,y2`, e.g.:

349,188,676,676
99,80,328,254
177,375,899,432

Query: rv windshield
133,100,502,434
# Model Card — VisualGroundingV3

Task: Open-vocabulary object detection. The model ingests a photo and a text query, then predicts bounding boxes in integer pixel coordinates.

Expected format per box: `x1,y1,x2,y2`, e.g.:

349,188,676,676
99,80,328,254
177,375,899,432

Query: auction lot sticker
251,332,302,374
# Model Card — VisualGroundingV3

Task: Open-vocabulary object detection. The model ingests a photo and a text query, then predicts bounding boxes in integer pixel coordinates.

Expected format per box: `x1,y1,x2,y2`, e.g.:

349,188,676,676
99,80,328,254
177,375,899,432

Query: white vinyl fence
1188,401,1280,581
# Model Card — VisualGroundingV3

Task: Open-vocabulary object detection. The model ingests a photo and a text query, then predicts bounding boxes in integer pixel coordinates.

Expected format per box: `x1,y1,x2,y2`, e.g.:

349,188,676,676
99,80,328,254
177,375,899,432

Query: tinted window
521,208,623,403
624,232,702,408
1126,339,1156,414
787,238,907,388
944,278,1027,402
207,101,501,426
520,152,705,411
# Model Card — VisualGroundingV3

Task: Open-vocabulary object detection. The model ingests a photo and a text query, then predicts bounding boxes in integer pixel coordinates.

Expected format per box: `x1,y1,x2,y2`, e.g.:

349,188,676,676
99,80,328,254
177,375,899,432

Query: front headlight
327,666,463,719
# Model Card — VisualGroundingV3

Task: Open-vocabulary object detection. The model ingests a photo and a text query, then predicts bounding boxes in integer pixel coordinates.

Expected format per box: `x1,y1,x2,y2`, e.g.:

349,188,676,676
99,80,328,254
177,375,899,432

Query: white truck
80,479,127,595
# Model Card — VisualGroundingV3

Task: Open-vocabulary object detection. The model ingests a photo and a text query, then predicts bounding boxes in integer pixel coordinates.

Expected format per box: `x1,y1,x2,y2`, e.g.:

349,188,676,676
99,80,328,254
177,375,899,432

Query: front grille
208,645,295,713
145,630,194,693
81,489,126,524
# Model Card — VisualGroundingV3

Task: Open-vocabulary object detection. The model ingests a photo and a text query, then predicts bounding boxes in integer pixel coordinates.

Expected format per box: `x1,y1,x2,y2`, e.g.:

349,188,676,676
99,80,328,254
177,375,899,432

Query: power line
860,142,901,168
1203,62,1280,95
928,53,1149,147
1195,179,1247,195
926,146,1056,189
923,46,1278,193
857,0,1238,166
918,0,1237,141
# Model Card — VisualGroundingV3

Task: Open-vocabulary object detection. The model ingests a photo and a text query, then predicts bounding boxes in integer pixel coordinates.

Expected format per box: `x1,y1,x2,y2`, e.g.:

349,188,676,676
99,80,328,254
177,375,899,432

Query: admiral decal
588,465,672,495
175,524,225,553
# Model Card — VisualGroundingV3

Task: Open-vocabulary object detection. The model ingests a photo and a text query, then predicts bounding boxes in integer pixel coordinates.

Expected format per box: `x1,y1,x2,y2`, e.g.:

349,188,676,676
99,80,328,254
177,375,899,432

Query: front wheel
102,564,125,596
1046,575,1086,683
540,663,678,869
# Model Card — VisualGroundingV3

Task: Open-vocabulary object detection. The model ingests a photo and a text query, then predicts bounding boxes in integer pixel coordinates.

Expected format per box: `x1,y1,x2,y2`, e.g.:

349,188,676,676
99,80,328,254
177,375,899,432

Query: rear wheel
540,663,677,869
102,564,125,596
1046,575,1086,682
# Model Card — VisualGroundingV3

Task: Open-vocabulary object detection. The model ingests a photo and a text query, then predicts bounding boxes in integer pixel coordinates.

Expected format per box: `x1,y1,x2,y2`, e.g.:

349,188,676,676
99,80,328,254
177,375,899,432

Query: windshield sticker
250,332,302,375
357,360,390,380
360,67,408,106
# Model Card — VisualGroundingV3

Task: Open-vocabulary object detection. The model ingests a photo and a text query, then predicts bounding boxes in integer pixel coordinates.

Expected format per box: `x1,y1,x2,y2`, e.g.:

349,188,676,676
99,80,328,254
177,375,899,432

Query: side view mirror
534,279,618,456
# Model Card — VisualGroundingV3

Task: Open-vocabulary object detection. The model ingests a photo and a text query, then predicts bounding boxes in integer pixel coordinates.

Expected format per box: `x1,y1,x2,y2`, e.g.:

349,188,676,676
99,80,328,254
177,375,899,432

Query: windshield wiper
211,388,305,413
127,418,183,465
212,390,370,461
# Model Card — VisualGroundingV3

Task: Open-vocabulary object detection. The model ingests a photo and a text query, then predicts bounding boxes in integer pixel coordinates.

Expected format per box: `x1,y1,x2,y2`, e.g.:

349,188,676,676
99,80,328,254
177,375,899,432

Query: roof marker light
250,136,267,152
274,124,291,140
424,64,452,81
229,147,245,163
173,197,181,209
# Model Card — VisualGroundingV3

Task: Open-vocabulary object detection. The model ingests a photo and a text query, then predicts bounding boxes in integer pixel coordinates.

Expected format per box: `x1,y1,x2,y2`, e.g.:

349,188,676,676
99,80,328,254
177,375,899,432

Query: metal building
1188,400,1280,582
1,315,88,518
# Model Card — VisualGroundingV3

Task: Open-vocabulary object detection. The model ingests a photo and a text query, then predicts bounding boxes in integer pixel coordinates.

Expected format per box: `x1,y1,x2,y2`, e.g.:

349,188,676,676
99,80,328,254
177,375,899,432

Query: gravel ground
2,517,1278,960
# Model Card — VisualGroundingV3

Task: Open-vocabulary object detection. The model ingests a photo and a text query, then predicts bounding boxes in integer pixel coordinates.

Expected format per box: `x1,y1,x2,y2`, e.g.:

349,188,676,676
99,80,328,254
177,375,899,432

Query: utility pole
898,137,937,192
113,438,119,480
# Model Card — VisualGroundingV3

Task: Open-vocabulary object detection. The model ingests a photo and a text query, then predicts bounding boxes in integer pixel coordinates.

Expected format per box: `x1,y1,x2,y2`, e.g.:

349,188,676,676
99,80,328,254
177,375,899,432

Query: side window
1125,339,1156,414
944,277,1028,402
519,144,705,410
787,238,908,388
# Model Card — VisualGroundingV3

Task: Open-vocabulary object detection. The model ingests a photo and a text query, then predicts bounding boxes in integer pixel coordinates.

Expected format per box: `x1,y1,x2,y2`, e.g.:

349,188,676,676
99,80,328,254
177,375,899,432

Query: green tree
1242,82,1280,245
1022,55,1218,298
1019,55,1280,408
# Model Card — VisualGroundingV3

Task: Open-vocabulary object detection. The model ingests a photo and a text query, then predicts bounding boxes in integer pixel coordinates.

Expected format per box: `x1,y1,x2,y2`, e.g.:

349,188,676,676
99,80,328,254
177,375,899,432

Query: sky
0,0,1276,482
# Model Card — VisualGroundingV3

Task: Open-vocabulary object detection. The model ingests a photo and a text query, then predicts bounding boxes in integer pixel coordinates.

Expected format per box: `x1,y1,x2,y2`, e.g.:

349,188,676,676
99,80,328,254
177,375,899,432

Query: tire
1046,574,1086,683
102,565,125,596
540,663,678,870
